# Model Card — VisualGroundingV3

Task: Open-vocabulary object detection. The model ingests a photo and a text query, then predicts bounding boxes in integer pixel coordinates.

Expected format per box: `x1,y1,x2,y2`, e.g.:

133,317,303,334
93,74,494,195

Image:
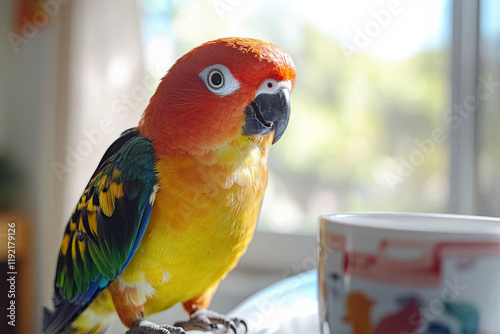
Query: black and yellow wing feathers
43,129,157,334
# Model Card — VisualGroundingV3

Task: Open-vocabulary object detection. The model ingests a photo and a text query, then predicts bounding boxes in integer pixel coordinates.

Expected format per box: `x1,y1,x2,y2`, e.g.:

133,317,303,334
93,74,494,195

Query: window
137,0,452,234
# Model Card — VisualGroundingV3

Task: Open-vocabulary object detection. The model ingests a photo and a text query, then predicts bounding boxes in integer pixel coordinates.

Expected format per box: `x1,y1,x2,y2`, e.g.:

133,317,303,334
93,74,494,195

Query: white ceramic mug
318,213,500,334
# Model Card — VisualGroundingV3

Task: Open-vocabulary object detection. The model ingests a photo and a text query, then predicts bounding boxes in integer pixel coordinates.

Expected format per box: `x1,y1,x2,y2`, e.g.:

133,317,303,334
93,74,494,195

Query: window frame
448,0,481,215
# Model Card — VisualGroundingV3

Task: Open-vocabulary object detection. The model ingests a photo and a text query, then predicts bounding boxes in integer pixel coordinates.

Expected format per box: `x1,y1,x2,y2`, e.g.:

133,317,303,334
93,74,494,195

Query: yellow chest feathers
153,135,270,228
120,136,271,295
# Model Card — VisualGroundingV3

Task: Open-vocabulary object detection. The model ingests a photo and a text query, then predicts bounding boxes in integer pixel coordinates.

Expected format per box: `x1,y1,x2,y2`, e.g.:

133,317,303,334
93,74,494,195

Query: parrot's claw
174,310,247,333
126,319,187,334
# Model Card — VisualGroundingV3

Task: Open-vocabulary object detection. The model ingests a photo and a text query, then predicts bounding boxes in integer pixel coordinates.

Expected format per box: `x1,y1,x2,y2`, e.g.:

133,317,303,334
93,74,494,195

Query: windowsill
213,231,317,313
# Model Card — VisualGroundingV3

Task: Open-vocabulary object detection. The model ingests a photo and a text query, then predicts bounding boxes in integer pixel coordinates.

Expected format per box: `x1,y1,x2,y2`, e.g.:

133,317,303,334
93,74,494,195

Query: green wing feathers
56,130,157,299
43,129,157,334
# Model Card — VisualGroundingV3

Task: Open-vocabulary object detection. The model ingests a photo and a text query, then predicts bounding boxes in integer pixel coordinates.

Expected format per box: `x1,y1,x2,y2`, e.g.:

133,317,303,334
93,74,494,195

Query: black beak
242,88,291,144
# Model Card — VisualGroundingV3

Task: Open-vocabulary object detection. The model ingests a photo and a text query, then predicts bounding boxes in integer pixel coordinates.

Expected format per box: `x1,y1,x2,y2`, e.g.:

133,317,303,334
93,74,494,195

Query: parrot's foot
126,319,187,334
174,310,247,333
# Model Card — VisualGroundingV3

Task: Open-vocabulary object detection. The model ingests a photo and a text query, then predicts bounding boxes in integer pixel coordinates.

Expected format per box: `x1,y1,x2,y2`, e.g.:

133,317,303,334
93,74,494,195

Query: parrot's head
140,37,296,156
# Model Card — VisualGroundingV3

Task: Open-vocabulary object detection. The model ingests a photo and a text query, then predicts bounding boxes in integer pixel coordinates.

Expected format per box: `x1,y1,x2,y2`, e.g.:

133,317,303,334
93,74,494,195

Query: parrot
43,37,296,334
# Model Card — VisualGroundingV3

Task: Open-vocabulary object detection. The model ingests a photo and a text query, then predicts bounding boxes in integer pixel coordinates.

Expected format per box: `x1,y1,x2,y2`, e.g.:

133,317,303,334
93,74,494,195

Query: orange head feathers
139,37,296,156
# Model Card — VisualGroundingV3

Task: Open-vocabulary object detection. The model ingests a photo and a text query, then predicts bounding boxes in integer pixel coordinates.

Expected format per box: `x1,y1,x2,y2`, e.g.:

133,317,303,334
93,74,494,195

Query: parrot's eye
208,70,224,89
199,64,240,96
